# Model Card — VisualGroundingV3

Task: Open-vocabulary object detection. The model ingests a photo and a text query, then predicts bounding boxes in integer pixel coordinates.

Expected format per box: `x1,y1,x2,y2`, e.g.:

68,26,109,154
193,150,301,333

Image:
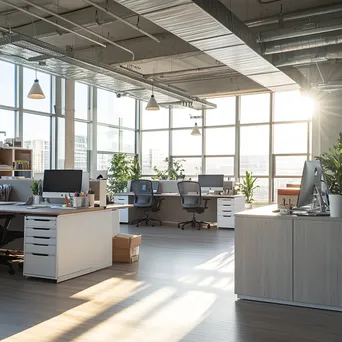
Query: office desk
235,205,342,312
114,193,244,228
0,204,125,282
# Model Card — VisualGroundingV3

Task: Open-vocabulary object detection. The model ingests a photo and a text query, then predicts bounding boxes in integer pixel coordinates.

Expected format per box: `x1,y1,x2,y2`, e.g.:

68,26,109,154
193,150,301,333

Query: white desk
0,204,126,282
235,205,342,312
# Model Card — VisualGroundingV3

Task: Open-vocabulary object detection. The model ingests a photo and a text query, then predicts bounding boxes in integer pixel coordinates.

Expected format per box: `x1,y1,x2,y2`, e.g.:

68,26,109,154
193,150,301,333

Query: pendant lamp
191,122,201,136
145,82,159,110
27,70,45,99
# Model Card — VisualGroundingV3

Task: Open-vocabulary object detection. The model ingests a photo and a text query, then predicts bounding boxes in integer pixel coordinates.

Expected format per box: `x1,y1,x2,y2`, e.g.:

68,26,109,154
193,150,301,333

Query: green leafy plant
316,133,342,195
30,180,40,196
152,158,185,180
130,155,142,181
238,171,259,204
107,153,130,197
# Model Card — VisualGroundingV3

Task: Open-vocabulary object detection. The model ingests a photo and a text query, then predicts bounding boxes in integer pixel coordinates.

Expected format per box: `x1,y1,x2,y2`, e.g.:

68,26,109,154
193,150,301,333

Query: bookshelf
0,147,33,178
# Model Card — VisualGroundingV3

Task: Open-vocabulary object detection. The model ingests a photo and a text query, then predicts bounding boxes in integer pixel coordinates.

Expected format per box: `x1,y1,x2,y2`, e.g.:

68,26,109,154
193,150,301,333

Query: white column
65,79,75,169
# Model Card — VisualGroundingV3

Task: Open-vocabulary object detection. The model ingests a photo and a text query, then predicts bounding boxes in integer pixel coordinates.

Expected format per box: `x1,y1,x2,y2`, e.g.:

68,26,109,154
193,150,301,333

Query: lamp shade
145,94,160,110
191,122,201,136
27,79,45,99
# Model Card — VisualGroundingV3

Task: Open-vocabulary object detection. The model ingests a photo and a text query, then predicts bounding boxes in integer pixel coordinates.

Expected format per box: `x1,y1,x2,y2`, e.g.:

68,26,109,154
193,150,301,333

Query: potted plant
316,133,342,217
152,158,185,180
130,155,142,181
238,171,259,209
30,180,40,205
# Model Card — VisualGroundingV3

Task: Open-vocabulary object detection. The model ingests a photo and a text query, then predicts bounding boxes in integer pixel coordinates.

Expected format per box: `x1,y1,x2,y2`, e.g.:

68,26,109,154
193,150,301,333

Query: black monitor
43,170,82,198
152,181,159,193
198,174,224,192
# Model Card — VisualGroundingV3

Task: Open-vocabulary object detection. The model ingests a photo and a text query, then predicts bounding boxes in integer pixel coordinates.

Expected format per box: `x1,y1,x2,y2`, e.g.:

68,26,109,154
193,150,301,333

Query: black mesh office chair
0,214,24,274
131,180,163,227
177,181,211,230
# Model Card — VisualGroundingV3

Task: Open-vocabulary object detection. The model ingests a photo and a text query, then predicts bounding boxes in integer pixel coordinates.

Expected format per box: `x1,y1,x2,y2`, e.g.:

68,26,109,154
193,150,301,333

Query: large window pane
274,91,314,122
0,61,15,107
275,155,307,176
206,97,235,126
23,69,51,113
240,125,269,175
121,129,135,154
241,93,270,124
175,158,202,176
75,122,88,171
0,110,15,139
142,104,169,130
97,153,113,171
172,129,202,156
206,127,235,155
253,178,269,202
75,82,88,120
117,97,135,129
172,107,202,128
97,125,119,152
23,113,50,173
206,157,234,175
142,131,169,174
57,117,65,169
273,123,308,154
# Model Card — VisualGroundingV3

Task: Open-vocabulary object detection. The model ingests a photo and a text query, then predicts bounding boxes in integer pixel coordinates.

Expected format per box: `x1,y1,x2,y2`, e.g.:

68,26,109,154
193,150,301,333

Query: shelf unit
0,147,33,178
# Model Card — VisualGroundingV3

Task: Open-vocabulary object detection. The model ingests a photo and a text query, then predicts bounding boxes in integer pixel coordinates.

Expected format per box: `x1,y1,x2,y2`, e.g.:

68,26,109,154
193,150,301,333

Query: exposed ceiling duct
0,33,215,110
264,32,342,55
245,3,342,28
115,0,299,92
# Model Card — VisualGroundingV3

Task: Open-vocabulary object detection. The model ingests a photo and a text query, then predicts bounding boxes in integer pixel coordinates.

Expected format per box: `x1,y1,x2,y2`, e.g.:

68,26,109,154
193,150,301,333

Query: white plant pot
329,194,342,217
33,195,40,205
245,203,252,210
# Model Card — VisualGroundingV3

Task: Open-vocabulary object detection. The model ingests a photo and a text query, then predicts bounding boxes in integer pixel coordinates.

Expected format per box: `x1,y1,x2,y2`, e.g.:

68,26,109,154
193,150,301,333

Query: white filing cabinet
217,197,245,229
114,195,129,223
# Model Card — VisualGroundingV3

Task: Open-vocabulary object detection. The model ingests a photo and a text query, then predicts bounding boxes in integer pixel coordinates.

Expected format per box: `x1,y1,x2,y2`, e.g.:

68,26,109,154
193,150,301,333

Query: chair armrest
203,198,210,209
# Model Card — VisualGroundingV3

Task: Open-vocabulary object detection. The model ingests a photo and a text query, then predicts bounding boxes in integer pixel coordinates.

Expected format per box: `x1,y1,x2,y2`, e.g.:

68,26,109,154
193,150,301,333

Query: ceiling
0,0,341,104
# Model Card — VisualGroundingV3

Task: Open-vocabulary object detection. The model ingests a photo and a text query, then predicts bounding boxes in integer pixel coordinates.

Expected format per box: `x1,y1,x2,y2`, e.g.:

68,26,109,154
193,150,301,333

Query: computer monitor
198,174,224,193
297,160,329,211
43,170,82,198
152,181,159,193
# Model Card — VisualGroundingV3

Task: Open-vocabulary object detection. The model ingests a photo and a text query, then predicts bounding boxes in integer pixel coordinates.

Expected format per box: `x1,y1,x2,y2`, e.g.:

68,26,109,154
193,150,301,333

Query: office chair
177,181,211,230
131,180,163,227
0,214,24,275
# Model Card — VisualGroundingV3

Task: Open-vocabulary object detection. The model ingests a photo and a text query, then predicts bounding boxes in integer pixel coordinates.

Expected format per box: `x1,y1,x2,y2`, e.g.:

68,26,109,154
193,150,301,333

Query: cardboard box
277,188,300,208
112,233,142,263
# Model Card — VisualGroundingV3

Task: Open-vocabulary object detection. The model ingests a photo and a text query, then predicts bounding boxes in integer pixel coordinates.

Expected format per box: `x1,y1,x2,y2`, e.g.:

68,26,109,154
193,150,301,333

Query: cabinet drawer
25,216,56,229
217,217,235,228
25,227,57,238
218,198,235,205
25,236,57,246
114,196,129,204
25,243,56,256
24,253,56,279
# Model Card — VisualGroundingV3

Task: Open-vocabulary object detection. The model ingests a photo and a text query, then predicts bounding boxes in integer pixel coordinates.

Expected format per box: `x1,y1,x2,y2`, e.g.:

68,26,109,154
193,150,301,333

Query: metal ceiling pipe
0,0,106,48
246,3,342,28
17,0,135,59
259,20,342,43
82,0,160,43
264,33,342,55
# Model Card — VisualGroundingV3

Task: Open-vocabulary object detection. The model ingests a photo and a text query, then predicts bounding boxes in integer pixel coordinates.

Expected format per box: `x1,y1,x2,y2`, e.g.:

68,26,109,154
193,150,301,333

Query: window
23,113,50,173
176,157,202,176
240,125,269,176
75,82,88,120
172,129,202,156
121,129,135,154
205,127,235,155
97,153,113,171
253,178,269,202
97,125,119,152
74,121,88,171
0,110,15,139
142,104,169,130
23,68,51,113
274,91,314,122
97,89,116,124
141,131,168,174
275,156,307,176
57,117,65,169
206,157,234,175
172,108,202,128
206,97,235,126
0,61,15,107
273,123,308,154
116,97,135,129
240,93,270,124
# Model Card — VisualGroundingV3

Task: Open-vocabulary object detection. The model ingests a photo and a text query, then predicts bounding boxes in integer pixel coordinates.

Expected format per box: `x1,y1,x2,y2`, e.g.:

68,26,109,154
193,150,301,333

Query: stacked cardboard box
112,233,142,263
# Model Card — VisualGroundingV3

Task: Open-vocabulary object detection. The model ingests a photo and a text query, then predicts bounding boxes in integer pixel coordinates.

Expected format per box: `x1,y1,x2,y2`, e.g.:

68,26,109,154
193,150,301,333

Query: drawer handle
33,236,50,239
33,243,49,246
223,215,231,217
32,228,51,231
32,253,49,257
